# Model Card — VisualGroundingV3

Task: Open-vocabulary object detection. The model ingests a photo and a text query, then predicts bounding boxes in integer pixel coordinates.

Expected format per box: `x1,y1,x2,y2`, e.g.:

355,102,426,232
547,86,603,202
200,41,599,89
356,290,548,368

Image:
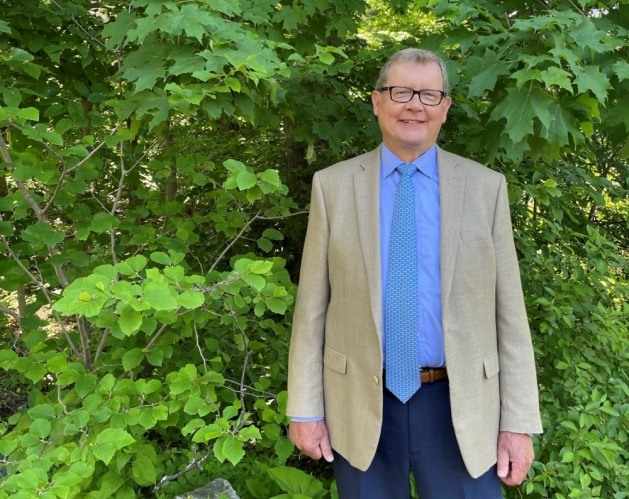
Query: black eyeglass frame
377,86,447,106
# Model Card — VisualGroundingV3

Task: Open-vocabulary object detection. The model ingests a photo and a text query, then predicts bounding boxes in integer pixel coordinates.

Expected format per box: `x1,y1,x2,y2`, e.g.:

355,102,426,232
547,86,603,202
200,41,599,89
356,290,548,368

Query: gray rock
174,478,241,499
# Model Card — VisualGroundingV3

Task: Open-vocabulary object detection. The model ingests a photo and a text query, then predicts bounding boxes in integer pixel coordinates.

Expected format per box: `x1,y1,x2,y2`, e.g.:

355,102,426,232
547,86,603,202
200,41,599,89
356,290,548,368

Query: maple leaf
569,18,612,53
543,101,582,151
611,61,629,82
273,6,298,31
166,4,217,43
167,46,205,76
466,50,511,97
101,11,136,50
126,16,163,45
490,85,554,143
131,0,177,17
542,66,573,93
572,65,610,103
208,0,243,17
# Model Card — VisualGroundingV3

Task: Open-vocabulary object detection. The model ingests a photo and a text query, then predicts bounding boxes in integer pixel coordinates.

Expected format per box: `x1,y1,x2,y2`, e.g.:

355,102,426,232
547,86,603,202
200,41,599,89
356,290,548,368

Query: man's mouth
400,120,424,124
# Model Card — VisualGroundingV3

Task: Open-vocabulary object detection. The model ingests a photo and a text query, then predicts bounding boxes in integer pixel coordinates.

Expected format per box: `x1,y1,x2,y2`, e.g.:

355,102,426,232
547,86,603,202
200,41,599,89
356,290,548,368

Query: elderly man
286,48,542,498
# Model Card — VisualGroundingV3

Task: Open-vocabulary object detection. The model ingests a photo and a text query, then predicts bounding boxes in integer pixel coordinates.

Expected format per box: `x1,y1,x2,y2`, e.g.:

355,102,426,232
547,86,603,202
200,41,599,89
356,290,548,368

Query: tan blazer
287,145,542,478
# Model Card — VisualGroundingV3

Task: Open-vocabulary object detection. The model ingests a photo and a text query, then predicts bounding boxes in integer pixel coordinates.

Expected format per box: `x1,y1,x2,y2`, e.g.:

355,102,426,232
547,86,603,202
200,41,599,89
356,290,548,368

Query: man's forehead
388,60,440,74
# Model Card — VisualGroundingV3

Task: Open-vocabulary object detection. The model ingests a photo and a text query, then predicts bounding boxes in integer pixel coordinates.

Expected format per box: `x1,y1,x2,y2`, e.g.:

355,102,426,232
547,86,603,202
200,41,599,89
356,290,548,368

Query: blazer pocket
461,229,491,244
483,352,500,379
323,346,347,375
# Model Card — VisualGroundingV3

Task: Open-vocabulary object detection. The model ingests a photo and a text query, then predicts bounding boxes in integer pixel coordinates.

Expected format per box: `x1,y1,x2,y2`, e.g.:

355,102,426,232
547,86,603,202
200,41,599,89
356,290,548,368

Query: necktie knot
397,163,416,177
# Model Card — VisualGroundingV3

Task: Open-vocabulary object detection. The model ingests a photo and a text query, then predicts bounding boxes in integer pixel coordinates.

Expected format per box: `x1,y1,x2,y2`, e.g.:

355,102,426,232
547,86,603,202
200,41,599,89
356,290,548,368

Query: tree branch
8,121,67,165
208,210,262,273
226,301,251,434
0,303,21,321
50,0,107,49
257,210,309,220
94,327,110,363
153,446,214,492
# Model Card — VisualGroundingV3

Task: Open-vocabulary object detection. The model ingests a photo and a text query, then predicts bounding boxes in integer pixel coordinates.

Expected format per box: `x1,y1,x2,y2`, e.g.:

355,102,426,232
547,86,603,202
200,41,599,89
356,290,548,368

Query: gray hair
375,48,450,95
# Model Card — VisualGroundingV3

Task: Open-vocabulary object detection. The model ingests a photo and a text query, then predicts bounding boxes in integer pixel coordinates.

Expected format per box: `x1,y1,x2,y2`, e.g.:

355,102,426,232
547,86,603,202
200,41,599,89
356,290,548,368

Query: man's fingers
288,420,333,461
508,460,529,485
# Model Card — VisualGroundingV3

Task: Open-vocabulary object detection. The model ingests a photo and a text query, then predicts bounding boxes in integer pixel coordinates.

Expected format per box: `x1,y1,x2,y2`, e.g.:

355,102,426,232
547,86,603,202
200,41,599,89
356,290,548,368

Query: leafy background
0,0,627,498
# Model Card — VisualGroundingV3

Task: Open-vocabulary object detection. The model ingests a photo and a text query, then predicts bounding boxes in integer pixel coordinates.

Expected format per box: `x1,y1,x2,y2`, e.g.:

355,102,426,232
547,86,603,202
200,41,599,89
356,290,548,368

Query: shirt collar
381,143,438,181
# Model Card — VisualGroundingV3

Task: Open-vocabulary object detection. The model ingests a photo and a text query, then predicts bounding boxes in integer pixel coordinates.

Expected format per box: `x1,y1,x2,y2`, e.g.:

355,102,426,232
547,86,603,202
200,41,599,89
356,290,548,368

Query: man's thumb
497,448,509,478
320,435,334,463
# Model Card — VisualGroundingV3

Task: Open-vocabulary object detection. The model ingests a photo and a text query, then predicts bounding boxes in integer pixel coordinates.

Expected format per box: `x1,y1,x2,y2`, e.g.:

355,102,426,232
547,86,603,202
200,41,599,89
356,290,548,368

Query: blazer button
373,376,379,385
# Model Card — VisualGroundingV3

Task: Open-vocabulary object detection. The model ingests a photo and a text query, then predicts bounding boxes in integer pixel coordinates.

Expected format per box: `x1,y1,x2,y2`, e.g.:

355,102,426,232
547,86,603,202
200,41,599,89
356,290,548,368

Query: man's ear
372,91,380,116
441,95,452,123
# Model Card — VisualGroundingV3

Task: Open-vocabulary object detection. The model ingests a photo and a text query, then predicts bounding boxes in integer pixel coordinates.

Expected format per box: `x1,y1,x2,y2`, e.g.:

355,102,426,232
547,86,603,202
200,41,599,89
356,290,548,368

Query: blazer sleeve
492,175,543,434
286,172,330,418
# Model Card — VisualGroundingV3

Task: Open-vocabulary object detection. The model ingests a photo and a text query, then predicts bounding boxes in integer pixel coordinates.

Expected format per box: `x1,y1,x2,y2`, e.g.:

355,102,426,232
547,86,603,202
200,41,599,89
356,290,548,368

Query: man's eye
393,89,412,99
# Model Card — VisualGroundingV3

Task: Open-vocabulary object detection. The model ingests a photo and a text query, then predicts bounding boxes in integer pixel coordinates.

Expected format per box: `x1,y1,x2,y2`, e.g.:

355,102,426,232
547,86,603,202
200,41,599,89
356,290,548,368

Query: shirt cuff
290,416,324,423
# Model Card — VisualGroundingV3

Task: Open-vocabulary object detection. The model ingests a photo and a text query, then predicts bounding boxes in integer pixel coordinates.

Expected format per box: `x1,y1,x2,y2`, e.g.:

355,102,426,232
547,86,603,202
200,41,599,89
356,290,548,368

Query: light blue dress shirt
380,144,445,369
291,144,445,422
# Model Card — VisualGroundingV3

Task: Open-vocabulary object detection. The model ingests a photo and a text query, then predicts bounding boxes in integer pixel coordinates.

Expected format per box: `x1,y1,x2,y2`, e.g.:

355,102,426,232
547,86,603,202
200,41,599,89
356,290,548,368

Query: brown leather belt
383,368,447,384
420,367,447,384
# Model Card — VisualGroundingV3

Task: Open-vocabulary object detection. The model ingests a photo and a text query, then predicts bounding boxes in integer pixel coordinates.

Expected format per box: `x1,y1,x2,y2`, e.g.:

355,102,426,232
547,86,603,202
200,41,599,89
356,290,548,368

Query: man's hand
497,431,534,485
289,420,334,462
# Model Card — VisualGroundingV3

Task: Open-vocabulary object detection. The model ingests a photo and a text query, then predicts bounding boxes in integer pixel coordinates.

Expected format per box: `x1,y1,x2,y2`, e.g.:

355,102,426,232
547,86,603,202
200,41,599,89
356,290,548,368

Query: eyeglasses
377,86,447,106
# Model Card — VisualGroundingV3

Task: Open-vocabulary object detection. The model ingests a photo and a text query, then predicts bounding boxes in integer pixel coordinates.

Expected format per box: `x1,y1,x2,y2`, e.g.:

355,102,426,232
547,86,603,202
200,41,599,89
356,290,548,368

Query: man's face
372,61,451,162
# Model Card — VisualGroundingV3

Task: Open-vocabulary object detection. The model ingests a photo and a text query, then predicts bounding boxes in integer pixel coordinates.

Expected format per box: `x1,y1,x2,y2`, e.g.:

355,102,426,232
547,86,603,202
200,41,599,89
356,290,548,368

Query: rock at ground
174,478,240,499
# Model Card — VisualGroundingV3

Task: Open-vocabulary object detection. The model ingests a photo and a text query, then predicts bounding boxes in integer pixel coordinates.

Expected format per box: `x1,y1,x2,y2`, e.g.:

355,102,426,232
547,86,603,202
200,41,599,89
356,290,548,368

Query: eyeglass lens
390,87,443,105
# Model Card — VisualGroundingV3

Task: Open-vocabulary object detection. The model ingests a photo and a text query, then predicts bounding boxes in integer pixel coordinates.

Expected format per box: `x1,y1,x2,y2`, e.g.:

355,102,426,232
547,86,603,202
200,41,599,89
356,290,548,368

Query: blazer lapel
438,147,465,309
354,146,383,343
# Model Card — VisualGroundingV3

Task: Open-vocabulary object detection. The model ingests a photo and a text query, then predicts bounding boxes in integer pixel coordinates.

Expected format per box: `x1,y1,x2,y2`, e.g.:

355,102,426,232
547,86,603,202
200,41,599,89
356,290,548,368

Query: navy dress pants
333,379,503,499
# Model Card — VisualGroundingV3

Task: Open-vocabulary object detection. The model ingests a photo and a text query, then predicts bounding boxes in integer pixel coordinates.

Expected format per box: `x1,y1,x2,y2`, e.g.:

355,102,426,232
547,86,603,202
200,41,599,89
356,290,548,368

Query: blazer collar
436,147,465,310
354,145,383,342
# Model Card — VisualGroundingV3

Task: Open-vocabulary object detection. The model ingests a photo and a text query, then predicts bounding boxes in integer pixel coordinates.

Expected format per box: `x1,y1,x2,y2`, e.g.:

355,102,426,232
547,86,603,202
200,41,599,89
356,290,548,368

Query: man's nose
405,93,425,109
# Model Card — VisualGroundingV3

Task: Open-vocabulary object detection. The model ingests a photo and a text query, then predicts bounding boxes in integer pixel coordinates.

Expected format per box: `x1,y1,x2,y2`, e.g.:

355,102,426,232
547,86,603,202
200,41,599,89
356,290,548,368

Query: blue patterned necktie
385,163,420,403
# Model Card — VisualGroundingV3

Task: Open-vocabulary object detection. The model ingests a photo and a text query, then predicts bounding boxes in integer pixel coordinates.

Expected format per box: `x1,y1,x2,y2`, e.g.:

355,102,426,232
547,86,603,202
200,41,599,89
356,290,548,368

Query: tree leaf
25,363,48,383
143,281,179,310
542,66,573,93
76,373,97,398
177,290,205,309
150,252,172,265
266,298,287,314
30,418,51,438
490,85,554,143
572,65,611,103
222,435,245,466
95,428,135,449
17,108,39,121
90,213,120,233
92,443,116,464
122,348,144,371
119,306,143,336
274,438,295,462
237,171,257,190
224,159,246,173
267,466,325,498
242,274,265,292
132,454,156,486
467,50,511,97
259,169,280,186
262,229,283,241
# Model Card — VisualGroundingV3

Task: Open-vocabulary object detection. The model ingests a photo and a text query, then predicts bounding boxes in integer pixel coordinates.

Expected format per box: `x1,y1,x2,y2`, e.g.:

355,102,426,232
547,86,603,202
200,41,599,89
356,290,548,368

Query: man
286,48,542,498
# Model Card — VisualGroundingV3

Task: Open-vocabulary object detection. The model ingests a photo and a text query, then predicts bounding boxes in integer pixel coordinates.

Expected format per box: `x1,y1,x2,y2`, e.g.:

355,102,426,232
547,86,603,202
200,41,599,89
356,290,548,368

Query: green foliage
0,0,365,496
1,0,628,498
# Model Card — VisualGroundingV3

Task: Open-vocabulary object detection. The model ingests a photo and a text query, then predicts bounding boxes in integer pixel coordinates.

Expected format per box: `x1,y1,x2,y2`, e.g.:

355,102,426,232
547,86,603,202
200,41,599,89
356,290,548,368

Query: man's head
372,48,451,162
